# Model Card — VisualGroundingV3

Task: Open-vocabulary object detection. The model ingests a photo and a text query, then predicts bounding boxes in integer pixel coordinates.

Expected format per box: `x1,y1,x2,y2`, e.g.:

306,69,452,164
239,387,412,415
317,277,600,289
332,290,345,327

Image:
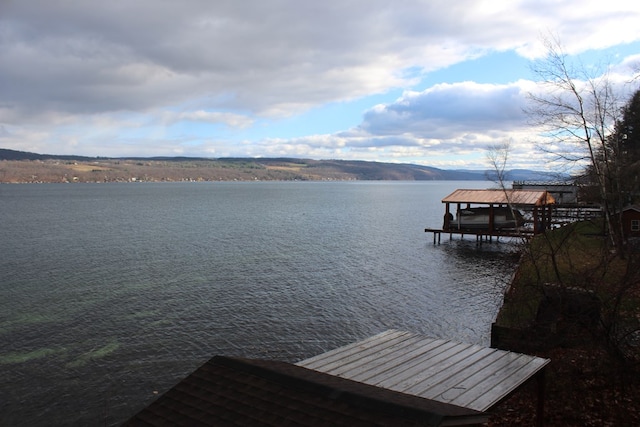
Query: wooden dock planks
297,330,549,413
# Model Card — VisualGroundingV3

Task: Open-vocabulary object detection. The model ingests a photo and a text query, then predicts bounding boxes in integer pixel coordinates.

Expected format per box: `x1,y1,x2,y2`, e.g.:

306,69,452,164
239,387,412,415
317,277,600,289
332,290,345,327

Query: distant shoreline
0,158,487,184
0,150,562,183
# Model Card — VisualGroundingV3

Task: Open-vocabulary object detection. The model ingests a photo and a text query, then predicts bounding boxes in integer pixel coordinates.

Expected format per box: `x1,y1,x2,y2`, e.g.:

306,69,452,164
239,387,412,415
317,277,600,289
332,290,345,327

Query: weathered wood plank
362,341,475,389
463,357,550,411
353,339,467,384
324,334,441,380
296,329,408,369
319,334,423,376
416,351,521,398
297,330,550,414
436,353,532,409
402,347,509,398
303,331,415,373
391,346,503,396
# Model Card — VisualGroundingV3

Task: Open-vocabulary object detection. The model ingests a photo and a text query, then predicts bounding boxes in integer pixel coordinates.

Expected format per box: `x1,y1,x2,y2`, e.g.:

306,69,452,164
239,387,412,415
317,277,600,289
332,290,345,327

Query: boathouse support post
443,203,452,242
444,203,451,230
489,204,495,233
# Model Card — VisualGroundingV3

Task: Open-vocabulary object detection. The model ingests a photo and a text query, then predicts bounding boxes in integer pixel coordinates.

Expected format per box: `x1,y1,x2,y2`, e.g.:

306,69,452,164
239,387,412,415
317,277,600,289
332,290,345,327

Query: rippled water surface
0,181,519,426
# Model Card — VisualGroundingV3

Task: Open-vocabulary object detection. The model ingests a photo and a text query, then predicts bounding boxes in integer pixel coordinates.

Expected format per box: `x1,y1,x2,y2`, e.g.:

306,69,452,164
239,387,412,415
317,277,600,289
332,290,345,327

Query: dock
125,329,549,426
298,329,550,426
424,227,534,244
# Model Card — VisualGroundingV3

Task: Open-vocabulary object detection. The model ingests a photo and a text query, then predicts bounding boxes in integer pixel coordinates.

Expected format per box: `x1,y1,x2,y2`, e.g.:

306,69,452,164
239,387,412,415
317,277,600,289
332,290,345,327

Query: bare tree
510,36,640,372
485,140,528,237
485,140,511,187
526,35,629,254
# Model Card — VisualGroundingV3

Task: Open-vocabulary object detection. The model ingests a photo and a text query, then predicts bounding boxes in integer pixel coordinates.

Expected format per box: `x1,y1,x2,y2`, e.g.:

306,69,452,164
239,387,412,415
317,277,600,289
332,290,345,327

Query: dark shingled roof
123,355,488,427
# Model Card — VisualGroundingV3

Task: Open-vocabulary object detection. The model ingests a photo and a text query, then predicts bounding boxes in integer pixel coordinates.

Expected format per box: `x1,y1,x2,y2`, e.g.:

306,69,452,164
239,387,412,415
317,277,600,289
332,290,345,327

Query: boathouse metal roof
442,189,555,206
297,330,550,413
123,354,488,427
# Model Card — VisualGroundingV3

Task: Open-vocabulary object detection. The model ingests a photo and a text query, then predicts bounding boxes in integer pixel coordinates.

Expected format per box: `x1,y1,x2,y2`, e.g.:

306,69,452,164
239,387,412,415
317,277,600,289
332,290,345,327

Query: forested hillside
0,149,556,183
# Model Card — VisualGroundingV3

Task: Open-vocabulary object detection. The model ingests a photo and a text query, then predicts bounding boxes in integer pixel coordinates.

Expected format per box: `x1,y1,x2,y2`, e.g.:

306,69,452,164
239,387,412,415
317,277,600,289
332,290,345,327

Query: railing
551,205,603,223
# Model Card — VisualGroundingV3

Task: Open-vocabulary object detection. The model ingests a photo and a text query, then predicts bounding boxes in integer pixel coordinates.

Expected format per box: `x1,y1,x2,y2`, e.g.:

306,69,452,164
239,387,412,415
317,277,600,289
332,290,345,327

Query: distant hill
0,148,564,182
0,148,97,162
224,157,487,180
454,168,570,182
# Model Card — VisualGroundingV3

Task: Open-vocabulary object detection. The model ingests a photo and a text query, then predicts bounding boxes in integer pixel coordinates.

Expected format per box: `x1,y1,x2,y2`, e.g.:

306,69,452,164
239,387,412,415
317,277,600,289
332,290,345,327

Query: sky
2,1,640,170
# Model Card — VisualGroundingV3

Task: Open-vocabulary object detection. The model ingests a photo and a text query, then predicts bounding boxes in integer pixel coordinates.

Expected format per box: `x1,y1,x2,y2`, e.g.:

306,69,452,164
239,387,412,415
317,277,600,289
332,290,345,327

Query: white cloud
159,110,253,128
3,1,639,121
0,125,11,138
359,81,533,138
1,0,640,168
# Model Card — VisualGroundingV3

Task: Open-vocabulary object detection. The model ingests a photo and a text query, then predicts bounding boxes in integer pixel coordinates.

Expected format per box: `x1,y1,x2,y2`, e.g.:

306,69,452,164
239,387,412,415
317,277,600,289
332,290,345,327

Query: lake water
0,181,519,426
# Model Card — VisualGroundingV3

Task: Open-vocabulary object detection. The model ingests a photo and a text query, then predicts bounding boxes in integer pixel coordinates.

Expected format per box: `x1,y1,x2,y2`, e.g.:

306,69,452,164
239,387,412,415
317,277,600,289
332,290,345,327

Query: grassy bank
490,221,640,426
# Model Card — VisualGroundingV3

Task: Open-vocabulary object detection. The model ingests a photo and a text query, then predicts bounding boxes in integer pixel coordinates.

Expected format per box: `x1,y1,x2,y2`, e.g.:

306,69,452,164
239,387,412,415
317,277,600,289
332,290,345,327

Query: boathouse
427,189,556,243
512,181,578,205
124,330,550,426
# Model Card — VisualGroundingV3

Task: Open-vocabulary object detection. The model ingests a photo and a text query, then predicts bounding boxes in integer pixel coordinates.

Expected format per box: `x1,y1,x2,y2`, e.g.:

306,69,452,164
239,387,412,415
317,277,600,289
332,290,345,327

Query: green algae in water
66,340,120,368
0,313,60,335
148,319,172,327
0,347,64,365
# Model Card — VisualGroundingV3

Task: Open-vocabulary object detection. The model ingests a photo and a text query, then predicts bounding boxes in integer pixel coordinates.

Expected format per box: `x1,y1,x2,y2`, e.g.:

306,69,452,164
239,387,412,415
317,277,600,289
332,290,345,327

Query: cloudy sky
2,1,640,170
